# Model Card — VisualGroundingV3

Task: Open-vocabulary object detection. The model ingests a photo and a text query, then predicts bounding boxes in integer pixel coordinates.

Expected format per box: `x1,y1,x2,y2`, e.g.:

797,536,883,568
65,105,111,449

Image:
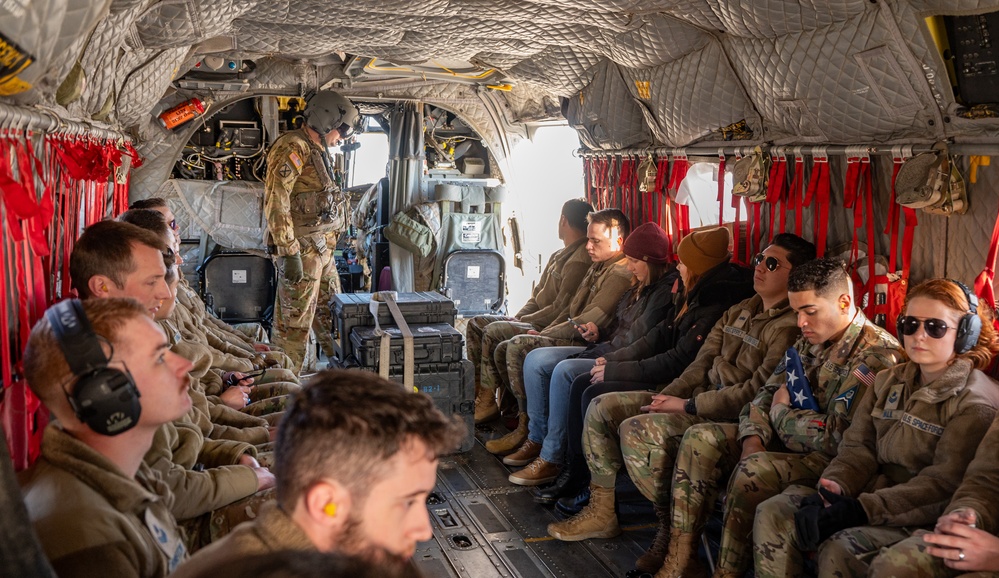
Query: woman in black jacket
534,227,756,510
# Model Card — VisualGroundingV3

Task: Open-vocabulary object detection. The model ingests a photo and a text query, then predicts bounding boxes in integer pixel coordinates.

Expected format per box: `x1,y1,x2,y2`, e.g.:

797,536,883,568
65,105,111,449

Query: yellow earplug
323,503,337,517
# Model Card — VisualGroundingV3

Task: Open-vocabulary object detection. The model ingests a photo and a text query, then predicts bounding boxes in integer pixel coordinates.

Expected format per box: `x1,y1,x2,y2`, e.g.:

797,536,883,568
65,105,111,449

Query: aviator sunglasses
751,253,785,272
897,316,955,339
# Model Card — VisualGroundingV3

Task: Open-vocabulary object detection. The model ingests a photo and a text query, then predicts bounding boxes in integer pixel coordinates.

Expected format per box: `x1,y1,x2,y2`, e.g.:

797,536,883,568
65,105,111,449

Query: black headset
895,279,982,355
46,299,141,436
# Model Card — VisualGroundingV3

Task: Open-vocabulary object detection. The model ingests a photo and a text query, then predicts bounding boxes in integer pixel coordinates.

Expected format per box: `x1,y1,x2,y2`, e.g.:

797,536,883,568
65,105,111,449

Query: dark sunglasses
751,253,784,272
898,316,955,339
226,368,267,387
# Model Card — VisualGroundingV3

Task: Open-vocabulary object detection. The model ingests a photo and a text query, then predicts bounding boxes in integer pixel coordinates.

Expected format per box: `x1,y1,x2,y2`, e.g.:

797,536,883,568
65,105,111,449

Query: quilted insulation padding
622,39,761,147
563,60,651,150
723,4,941,144
0,0,111,105
115,46,190,128
129,0,259,50
161,179,268,251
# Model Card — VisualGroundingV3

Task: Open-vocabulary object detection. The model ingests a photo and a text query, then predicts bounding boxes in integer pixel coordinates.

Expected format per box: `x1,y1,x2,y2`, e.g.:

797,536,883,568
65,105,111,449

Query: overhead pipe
0,103,129,143
578,143,999,158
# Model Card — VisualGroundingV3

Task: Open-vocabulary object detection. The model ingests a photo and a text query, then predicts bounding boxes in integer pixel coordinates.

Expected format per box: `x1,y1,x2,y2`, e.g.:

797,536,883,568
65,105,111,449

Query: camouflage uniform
586,295,797,495
265,128,347,372
755,359,999,578
497,254,632,412
669,312,900,576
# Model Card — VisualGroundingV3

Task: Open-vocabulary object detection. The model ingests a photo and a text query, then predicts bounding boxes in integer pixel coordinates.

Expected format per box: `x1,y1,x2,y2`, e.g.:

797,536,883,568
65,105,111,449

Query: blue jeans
523,347,586,461
537,356,598,464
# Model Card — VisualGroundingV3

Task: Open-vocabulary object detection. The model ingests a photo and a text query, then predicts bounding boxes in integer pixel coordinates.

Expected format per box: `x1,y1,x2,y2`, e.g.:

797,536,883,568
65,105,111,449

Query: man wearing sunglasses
658,258,902,577
265,90,361,373
549,233,811,547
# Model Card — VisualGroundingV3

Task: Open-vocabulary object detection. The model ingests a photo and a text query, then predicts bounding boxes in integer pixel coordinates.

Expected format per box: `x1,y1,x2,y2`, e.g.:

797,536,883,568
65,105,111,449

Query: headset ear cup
955,313,983,355
72,368,142,436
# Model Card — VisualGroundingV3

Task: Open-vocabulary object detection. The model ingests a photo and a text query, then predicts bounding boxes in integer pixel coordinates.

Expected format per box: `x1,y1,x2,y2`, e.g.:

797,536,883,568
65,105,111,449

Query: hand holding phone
567,316,582,329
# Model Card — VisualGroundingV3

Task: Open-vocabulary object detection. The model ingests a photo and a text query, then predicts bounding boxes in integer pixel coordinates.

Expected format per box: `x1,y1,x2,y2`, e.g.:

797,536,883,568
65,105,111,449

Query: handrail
578,143,999,157
0,103,129,142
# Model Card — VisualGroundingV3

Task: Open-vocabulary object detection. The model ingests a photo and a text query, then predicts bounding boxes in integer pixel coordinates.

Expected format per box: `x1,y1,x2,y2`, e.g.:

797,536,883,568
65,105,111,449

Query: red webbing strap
749,200,762,259
599,156,609,210
618,156,637,225
976,205,999,315
804,149,831,257
843,149,876,315
766,150,788,236
667,152,691,239
788,148,805,237
717,151,726,228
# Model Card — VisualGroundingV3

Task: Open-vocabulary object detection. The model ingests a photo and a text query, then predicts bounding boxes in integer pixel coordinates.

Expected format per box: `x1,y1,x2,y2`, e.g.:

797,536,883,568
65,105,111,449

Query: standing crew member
265,90,360,372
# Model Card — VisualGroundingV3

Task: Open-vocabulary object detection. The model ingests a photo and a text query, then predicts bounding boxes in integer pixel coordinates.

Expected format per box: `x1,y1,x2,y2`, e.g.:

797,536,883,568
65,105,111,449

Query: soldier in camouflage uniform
754,279,999,578
660,259,901,578
547,235,816,555
265,91,360,372
471,199,593,423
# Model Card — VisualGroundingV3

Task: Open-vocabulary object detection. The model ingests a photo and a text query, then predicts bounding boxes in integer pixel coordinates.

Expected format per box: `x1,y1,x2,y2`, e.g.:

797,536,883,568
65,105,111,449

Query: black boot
533,455,588,506
555,485,590,516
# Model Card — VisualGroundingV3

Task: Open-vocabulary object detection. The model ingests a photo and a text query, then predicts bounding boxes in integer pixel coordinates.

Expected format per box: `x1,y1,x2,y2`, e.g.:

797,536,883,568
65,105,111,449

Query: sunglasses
898,316,956,339
751,253,784,272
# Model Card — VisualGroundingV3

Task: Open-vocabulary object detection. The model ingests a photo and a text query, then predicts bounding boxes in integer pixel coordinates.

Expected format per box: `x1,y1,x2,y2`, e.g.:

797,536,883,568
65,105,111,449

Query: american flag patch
852,364,875,387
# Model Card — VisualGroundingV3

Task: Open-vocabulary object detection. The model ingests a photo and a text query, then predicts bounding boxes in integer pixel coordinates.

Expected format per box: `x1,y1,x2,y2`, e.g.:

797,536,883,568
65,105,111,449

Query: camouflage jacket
264,128,337,257
944,414,999,533
737,311,902,457
823,359,999,527
519,238,590,329
662,294,798,420
539,252,633,341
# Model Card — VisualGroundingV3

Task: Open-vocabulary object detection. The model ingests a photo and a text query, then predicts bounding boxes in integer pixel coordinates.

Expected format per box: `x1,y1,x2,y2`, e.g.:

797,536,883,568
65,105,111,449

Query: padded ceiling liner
4,0,999,151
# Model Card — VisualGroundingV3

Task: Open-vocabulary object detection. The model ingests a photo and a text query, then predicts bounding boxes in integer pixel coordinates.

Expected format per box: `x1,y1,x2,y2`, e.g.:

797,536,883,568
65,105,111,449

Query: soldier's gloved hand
795,490,868,550
282,253,304,283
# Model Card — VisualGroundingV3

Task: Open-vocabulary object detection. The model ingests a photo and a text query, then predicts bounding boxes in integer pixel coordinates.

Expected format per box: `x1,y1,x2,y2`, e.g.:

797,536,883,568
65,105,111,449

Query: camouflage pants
496,334,575,413
241,384,292,417
231,322,270,344
584,390,702,493
465,314,515,383
670,423,742,536
272,242,340,373
255,367,300,386
868,532,978,578
715,446,829,576
753,485,919,578
476,320,532,393
180,488,276,552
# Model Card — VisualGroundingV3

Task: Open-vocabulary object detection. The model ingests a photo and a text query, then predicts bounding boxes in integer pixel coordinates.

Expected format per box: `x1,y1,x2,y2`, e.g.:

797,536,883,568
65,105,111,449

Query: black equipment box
350,323,464,369
199,252,276,325
945,13,999,105
332,292,457,362
382,360,475,453
441,249,505,317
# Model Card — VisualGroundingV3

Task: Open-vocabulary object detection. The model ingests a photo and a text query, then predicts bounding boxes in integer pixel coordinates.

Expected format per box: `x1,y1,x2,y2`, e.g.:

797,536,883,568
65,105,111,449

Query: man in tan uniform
470,198,592,423
265,91,360,372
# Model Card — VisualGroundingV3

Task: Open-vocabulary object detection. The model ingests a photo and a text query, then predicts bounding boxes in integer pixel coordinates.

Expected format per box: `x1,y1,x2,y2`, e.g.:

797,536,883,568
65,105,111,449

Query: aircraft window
675,161,736,229
348,130,389,187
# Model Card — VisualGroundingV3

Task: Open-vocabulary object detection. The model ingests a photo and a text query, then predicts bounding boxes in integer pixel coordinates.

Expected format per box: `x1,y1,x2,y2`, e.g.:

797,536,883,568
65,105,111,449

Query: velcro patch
289,151,303,170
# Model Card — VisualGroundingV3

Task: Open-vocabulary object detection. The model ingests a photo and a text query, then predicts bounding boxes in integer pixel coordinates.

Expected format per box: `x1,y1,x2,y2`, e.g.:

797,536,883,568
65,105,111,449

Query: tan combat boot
485,413,528,455
547,484,621,541
474,384,499,424
655,529,709,578
635,506,672,574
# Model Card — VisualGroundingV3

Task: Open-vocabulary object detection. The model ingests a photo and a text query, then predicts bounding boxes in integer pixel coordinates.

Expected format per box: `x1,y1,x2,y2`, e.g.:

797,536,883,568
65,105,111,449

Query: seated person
173,369,466,575
532,226,755,510
754,279,999,578
547,234,813,552
174,549,406,578
659,258,901,577
507,222,678,485
70,219,277,549
485,208,634,456
19,298,193,577
470,198,592,423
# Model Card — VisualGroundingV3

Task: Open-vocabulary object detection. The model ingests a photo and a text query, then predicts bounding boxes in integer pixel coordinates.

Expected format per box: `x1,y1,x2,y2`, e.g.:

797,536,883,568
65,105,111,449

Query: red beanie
622,222,670,265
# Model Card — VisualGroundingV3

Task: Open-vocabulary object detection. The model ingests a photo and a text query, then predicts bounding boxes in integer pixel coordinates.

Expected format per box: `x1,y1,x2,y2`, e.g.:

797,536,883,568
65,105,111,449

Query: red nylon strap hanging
843,149,876,315
975,205,999,316
804,149,831,257
667,151,691,240
654,155,674,245
788,148,805,237
766,150,788,236
717,151,726,228
618,156,637,225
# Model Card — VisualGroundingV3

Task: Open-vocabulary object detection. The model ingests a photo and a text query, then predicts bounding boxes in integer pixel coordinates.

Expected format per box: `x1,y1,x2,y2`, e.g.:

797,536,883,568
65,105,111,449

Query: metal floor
413,422,660,578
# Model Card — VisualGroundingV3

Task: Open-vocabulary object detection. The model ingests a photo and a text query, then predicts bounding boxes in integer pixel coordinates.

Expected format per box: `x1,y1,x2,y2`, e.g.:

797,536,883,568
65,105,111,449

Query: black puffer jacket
576,270,679,359
602,260,755,383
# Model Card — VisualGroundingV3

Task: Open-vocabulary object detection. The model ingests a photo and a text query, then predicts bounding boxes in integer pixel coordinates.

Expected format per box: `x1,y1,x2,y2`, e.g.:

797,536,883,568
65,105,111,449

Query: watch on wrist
684,397,697,415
